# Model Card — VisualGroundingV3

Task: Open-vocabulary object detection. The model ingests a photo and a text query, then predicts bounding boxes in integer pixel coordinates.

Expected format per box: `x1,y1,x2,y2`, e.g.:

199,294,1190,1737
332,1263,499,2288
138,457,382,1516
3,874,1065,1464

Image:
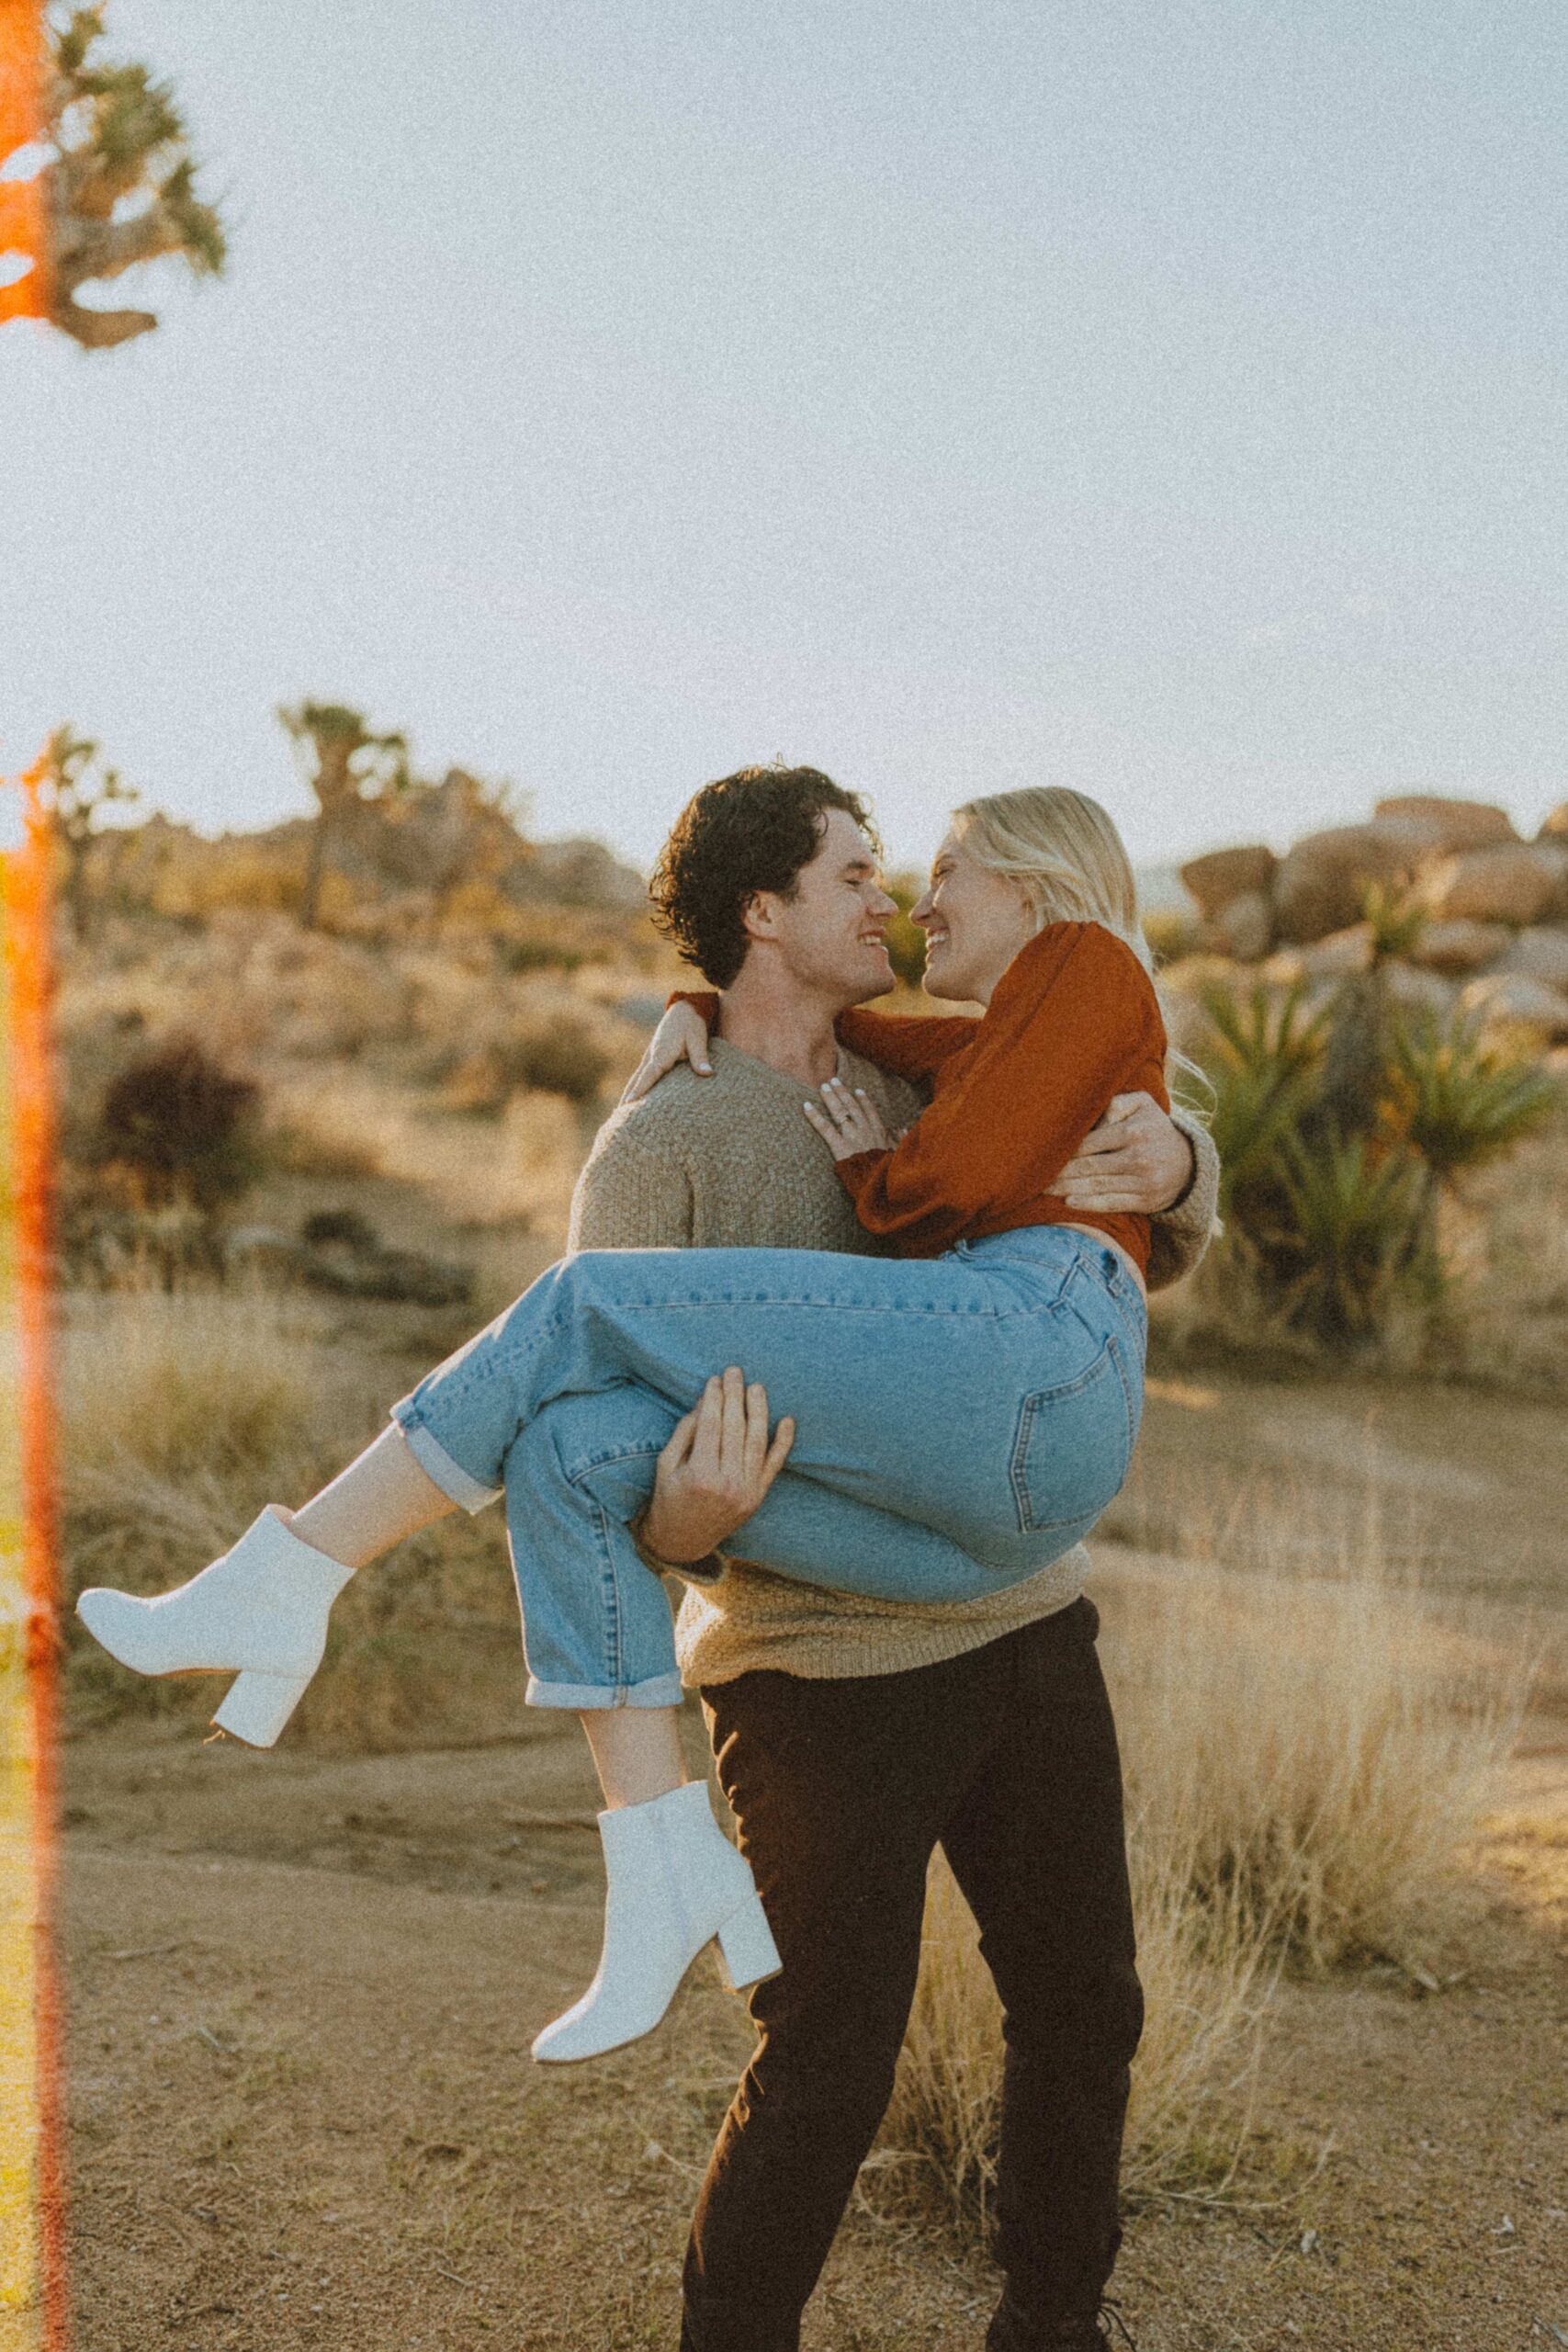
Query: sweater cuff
628,1506,728,1589
1145,1111,1222,1293
833,1147,887,1201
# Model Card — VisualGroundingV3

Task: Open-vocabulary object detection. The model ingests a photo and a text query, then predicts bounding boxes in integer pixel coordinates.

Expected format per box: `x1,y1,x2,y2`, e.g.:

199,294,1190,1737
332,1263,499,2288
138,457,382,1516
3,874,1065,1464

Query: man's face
746,805,897,1004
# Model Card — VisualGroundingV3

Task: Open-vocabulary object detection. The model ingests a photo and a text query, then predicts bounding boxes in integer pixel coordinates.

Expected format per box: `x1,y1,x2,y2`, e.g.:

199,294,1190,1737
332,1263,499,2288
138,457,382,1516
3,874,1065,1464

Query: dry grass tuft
875,1532,1529,2244
1101,1550,1525,1970
61,1284,341,1504
57,1283,531,1745
61,1284,378,1711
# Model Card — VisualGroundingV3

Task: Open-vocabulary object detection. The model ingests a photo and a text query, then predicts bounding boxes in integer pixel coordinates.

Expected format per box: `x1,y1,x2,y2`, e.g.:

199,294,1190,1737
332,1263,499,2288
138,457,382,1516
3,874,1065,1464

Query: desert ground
54,1369,1568,2352
39,870,1568,2352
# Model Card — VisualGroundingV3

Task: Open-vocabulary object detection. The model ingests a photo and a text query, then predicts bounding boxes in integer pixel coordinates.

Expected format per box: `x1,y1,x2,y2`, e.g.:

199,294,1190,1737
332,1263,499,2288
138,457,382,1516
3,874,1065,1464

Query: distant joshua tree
277,702,410,931
18,6,227,350
39,722,139,938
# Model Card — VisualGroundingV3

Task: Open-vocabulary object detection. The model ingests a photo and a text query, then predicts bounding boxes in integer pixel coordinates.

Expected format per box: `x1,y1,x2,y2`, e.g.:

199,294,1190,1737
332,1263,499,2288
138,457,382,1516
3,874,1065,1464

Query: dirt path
58,1702,1568,2352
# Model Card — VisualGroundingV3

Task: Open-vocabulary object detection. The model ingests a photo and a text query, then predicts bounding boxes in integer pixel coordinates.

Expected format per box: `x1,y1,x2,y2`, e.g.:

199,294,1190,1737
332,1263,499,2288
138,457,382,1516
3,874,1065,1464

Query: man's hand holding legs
638,1366,795,1567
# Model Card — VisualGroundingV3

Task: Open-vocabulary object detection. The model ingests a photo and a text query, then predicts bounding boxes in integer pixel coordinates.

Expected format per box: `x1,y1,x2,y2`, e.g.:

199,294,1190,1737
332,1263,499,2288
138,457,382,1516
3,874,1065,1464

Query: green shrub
503,936,587,976
1196,979,1561,1351
502,1018,611,1103
1389,1010,1563,1183
94,1038,263,1212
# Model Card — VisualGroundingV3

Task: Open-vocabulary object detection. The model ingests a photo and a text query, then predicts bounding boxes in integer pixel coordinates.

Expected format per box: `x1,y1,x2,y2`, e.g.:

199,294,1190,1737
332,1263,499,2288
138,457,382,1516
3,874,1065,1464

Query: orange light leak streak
1,756,67,2349
0,0,51,330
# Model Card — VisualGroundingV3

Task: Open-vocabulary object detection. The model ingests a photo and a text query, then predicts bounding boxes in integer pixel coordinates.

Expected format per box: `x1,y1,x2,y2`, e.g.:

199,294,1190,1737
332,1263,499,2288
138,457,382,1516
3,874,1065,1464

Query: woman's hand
803,1075,894,1163
620,1001,713,1105
639,1367,795,1563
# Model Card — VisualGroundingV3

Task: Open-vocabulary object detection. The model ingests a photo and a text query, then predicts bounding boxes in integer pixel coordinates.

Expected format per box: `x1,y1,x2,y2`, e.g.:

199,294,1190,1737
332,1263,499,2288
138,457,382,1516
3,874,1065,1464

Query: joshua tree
39,722,138,938
3,6,227,350
277,702,409,930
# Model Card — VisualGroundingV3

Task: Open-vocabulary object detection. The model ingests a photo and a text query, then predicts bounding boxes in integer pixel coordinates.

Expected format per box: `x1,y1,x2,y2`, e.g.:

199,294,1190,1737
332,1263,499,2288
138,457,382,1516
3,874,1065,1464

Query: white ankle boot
75,1508,355,1747
531,1779,782,2064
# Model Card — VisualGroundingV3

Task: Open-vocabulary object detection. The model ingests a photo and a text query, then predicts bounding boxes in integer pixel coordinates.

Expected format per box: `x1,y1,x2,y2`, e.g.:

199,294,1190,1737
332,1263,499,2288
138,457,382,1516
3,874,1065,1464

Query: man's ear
740,890,781,944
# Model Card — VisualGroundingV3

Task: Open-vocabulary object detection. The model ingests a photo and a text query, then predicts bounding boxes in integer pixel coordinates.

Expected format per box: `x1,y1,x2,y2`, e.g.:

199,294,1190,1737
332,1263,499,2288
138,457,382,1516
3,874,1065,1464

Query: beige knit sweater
567,1035,1220,1688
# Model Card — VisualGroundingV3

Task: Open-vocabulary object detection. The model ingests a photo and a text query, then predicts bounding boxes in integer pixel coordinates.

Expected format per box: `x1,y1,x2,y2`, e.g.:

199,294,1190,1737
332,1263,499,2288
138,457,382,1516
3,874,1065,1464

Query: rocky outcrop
1420,846,1558,928
1212,890,1273,961
1179,846,1278,919
1496,926,1568,994
1457,973,1568,1043
1167,793,1568,1043
1408,919,1513,976
1373,796,1517,854
1272,824,1422,944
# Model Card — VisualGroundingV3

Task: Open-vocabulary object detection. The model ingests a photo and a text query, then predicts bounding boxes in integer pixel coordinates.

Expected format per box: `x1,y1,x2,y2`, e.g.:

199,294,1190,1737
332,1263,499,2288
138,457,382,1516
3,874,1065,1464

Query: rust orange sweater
677,920,1170,1271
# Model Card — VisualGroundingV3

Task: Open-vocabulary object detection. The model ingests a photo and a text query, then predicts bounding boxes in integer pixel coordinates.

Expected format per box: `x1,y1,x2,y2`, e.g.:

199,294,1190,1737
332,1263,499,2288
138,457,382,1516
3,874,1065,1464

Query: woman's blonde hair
952,786,1210,1114
951,786,1149,968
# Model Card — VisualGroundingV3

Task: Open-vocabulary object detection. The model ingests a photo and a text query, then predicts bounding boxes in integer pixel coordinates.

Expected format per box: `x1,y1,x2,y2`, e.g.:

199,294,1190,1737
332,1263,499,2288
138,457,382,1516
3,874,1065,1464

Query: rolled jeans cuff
525,1668,687,1710
391,1405,503,1513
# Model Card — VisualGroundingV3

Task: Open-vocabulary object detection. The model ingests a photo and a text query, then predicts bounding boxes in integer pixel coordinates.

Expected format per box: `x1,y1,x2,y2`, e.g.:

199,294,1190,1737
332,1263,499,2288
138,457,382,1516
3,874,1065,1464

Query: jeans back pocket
1009,1333,1139,1534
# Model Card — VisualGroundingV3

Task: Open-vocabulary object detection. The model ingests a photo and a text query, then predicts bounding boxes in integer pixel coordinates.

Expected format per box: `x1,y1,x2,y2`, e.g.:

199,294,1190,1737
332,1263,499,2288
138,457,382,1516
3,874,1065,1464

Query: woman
78,786,1171,2064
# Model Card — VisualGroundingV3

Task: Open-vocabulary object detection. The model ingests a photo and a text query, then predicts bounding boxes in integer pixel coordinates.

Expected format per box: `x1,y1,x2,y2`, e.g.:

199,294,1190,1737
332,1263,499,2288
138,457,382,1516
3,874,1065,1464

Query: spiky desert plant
7,6,229,350
1269,1127,1431,1343
277,702,410,930
1194,961,1558,1350
1199,979,1329,1210
38,722,138,938
1388,1009,1562,1186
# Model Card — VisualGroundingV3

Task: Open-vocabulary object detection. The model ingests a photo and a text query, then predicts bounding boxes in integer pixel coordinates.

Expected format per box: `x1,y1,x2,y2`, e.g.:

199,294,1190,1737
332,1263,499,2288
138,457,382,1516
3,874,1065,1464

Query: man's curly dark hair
649,765,879,989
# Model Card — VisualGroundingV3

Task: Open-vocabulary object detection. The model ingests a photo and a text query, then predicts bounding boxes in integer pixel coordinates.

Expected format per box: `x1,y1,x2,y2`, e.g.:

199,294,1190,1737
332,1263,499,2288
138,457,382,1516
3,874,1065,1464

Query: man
566,765,1219,2352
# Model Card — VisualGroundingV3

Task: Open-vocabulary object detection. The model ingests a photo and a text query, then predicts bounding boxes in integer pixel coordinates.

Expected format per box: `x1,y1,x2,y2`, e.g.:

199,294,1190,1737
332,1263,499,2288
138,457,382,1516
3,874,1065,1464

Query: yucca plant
1199,979,1329,1209
1388,1010,1562,1184
1192,963,1561,1352
1270,1129,1431,1342
1360,881,1427,966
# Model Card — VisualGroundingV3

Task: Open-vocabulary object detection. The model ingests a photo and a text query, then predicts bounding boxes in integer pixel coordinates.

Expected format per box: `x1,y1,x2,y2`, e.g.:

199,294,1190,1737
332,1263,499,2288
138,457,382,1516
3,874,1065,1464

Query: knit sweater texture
567,1033,1220,1688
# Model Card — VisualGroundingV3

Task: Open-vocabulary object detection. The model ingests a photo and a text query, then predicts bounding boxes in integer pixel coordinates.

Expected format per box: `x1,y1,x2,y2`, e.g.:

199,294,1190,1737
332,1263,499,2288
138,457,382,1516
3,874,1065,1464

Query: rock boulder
1385,964,1458,1020
1421,845,1559,928
1298,923,1375,979
1495,926,1568,995
1373,796,1517,855
1179,845,1279,919
1408,918,1511,976
1458,972,1568,1043
1211,890,1273,962
1273,825,1419,943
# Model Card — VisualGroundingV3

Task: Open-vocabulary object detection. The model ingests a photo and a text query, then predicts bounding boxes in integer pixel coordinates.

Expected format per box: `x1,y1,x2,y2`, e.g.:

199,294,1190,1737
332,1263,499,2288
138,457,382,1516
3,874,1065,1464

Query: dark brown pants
681,1599,1143,2352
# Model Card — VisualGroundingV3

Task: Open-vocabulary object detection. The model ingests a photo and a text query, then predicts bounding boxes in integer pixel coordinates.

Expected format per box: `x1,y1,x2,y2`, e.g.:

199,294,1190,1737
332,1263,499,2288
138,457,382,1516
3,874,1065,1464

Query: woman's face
910,830,1036,1004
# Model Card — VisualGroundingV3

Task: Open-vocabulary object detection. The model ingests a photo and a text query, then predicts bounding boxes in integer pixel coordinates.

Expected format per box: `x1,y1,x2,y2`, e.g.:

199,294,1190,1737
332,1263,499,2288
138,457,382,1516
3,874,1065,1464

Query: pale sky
4,0,1567,876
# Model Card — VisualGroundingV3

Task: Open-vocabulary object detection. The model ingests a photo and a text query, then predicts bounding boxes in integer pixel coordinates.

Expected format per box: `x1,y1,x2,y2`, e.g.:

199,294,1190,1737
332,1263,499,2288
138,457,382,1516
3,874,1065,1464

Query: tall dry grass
874,1530,1530,2239
61,1286,1533,2229
57,1282,547,1748
59,1283,362,1563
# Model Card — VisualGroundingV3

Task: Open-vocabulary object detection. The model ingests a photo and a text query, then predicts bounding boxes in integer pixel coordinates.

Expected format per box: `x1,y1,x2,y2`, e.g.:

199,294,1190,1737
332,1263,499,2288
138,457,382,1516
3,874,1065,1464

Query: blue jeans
389,1226,1147,1708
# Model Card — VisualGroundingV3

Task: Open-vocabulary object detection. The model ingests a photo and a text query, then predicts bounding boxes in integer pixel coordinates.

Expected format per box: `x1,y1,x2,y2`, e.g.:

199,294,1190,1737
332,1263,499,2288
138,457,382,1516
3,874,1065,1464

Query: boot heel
714,1894,782,1992
212,1670,310,1748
